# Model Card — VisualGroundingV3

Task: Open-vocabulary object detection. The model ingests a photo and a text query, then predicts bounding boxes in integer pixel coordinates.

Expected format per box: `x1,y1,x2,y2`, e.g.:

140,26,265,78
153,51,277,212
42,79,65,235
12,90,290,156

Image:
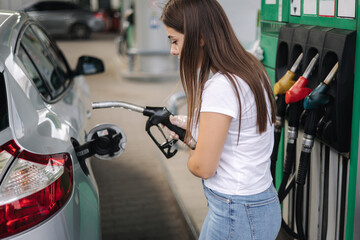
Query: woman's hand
167,115,187,139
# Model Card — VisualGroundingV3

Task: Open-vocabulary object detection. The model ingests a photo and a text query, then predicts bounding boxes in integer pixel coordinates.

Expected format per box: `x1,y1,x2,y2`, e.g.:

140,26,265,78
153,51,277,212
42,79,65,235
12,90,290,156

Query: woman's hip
201,183,281,240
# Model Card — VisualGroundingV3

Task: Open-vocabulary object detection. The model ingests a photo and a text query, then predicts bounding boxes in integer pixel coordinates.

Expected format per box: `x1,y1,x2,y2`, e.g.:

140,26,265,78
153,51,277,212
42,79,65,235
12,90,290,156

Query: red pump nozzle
285,76,312,104
285,53,319,104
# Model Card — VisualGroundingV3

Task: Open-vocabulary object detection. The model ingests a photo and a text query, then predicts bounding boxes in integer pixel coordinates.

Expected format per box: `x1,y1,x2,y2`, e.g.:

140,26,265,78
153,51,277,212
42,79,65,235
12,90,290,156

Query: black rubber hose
296,150,311,240
294,111,322,240
278,140,297,201
277,101,303,200
288,101,303,127
270,95,288,181
277,101,304,239
282,219,299,239
321,146,330,240
304,110,320,136
279,173,296,203
296,184,305,240
277,95,288,119
271,126,282,181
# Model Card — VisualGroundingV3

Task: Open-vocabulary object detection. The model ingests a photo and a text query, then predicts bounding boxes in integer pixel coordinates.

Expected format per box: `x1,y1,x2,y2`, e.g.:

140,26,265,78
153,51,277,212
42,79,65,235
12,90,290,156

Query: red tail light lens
94,12,104,19
0,141,73,238
0,140,20,176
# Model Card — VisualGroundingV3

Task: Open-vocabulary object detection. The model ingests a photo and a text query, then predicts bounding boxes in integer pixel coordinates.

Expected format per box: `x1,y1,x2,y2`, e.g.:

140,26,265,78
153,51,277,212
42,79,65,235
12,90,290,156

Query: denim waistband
202,180,277,204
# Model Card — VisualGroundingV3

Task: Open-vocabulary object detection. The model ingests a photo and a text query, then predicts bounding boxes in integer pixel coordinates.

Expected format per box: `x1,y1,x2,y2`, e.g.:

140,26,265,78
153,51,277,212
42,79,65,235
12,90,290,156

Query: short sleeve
201,74,239,118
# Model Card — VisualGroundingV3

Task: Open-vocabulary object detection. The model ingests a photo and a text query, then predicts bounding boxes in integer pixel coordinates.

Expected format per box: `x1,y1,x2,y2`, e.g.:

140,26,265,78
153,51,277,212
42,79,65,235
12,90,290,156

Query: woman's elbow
200,171,215,180
187,161,215,179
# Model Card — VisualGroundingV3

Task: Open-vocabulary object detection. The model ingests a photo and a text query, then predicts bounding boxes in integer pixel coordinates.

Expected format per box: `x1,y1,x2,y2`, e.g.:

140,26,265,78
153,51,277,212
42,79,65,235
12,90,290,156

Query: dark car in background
23,1,105,39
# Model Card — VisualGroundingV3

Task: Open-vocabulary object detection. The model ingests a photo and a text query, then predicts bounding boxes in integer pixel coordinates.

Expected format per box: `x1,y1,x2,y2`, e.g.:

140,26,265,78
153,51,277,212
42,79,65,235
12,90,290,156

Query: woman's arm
187,112,232,179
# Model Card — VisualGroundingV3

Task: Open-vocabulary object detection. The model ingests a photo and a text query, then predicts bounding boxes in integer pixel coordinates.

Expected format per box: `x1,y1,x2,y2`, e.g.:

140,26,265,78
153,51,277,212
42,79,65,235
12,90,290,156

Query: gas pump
261,0,358,237
272,25,356,239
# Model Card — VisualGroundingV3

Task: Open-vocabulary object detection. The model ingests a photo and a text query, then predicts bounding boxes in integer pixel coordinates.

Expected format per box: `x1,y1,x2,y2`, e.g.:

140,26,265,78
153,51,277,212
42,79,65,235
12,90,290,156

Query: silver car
0,10,124,239
23,1,105,39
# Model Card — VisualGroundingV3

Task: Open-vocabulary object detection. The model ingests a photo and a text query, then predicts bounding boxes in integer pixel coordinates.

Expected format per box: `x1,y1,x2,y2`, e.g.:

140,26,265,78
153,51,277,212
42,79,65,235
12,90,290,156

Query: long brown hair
161,0,276,142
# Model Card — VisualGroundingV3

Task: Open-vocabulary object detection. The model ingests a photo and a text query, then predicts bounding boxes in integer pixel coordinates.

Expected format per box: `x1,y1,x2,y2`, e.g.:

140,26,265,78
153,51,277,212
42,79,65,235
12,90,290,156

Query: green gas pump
260,0,360,239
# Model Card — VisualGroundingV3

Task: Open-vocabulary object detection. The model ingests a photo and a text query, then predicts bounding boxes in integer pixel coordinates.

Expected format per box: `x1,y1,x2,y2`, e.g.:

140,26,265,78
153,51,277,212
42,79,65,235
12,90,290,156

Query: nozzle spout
92,101,145,113
290,53,304,73
323,62,338,85
302,53,319,79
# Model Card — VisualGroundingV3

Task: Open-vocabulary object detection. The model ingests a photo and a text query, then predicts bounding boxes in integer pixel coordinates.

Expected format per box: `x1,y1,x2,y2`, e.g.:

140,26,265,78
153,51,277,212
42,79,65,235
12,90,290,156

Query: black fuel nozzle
143,106,196,158
143,107,184,159
143,107,186,141
92,101,196,159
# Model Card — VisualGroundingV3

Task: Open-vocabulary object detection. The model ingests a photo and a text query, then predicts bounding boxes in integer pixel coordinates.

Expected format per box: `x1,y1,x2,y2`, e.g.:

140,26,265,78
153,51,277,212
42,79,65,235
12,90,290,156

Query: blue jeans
199,182,281,240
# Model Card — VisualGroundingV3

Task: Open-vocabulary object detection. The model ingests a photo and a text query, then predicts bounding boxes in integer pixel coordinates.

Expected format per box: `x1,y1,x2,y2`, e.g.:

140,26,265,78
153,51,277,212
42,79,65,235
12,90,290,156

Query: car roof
23,1,84,10
0,10,30,63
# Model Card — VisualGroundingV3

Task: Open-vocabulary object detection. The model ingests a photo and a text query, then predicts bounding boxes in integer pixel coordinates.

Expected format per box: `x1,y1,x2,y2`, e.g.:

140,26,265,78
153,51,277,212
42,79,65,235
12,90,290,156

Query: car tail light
94,12,104,19
0,140,20,175
0,140,73,238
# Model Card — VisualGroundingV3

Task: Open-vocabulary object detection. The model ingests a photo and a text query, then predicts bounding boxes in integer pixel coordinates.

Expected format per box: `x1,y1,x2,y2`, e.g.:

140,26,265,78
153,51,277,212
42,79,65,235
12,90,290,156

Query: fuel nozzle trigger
144,106,186,159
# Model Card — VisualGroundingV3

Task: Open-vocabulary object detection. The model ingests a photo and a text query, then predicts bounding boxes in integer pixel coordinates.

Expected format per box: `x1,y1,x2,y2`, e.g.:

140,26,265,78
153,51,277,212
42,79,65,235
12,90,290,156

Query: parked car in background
22,1,105,39
0,10,122,239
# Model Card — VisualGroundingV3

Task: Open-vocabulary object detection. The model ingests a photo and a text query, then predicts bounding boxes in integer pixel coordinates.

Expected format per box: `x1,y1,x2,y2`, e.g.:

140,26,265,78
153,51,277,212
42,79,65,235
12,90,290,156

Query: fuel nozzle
274,53,303,95
285,53,320,104
92,101,196,159
304,62,338,110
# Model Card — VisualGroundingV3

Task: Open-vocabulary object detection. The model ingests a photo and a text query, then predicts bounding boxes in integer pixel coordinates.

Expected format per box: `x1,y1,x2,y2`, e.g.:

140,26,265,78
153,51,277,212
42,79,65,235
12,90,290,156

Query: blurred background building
0,0,261,86
0,0,261,48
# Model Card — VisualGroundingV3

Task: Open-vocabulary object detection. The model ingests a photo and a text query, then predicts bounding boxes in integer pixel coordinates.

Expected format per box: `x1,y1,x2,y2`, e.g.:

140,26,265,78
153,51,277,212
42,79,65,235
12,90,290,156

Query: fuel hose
278,101,303,202
271,53,303,181
270,95,287,181
295,111,319,240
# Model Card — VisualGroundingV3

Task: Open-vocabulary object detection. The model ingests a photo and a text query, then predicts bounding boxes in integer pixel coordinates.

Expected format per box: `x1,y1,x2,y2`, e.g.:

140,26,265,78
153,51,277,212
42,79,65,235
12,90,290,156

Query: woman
161,0,281,239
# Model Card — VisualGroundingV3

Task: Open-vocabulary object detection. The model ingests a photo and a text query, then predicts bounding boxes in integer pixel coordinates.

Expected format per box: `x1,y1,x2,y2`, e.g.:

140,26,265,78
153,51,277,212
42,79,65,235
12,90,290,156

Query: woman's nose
170,45,178,56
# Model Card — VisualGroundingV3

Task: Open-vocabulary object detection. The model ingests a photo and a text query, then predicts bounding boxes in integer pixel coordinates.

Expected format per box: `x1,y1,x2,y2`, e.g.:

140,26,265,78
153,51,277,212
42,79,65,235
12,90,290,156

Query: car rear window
0,73,9,131
19,25,70,100
18,45,51,101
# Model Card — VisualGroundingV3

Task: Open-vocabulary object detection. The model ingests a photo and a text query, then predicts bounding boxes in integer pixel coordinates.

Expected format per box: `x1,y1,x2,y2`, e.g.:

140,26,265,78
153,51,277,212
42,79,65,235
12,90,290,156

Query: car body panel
0,10,102,240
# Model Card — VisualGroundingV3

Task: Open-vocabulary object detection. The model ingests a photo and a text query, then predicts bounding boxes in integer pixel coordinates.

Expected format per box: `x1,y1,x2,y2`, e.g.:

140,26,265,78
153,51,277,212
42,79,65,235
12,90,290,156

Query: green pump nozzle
323,62,338,85
303,62,338,110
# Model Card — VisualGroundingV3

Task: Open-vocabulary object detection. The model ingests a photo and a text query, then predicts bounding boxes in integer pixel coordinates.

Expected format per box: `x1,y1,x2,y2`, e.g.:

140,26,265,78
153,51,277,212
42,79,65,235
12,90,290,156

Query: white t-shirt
196,72,274,195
